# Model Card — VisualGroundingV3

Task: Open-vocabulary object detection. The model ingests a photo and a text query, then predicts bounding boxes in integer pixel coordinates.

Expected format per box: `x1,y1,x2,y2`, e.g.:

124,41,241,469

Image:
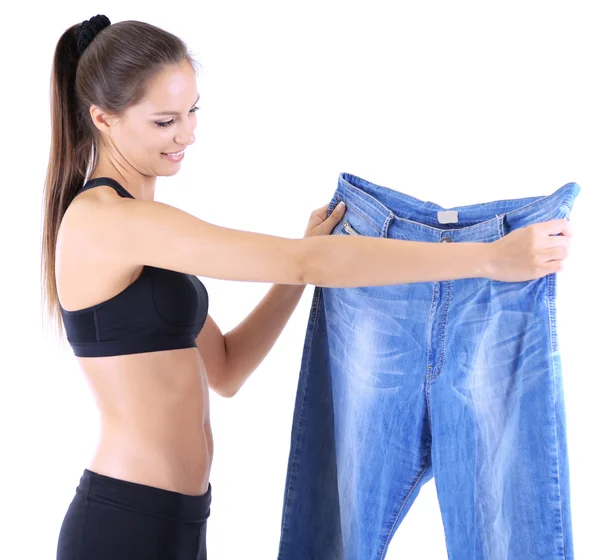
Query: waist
90,421,213,495
76,467,212,522
334,172,580,242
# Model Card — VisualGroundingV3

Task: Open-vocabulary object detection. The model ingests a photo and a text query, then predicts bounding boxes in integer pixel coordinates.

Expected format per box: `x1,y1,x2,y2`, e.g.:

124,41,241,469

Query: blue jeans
278,172,580,560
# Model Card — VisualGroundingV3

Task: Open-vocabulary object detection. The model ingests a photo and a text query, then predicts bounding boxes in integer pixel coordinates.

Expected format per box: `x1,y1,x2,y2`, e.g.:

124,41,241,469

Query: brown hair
40,19,200,342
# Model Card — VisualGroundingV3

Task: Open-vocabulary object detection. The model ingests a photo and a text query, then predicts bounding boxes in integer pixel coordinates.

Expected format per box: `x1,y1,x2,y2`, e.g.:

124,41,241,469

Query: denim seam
335,191,388,233
547,273,558,353
502,195,573,220
381,213,393,237
377,449,432,559
346,203,383,234
497,214,505,238
425,283,439,422
547,274,567,558
279,286,322,554
429,281,452,382
337,181,576,237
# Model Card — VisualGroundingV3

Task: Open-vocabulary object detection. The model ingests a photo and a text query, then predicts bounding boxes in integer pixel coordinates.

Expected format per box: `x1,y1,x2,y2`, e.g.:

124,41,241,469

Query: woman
44,15,571,560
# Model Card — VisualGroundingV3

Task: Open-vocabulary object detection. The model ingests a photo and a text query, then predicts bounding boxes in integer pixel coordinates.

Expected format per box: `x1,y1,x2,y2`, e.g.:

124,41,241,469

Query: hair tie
77,14,111,56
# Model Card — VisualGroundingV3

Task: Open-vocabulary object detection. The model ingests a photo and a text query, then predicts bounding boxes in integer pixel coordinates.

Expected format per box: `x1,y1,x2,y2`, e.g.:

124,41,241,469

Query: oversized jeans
278,172,580,559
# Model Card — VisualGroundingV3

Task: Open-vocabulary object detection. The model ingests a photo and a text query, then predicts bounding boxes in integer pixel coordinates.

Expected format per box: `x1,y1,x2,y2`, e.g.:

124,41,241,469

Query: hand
486,218,573,281
304,201,346,238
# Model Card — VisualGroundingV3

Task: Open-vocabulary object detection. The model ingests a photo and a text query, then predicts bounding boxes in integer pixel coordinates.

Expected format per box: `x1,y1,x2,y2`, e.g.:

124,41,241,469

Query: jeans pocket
333,219,363,236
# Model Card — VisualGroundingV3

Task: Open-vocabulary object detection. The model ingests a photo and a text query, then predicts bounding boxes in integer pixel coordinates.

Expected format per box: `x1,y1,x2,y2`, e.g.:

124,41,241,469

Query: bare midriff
80,346,212,496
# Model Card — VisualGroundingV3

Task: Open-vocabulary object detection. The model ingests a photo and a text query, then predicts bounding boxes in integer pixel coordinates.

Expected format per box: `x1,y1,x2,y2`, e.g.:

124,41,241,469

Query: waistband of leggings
76,469,211,523
331,172,581,242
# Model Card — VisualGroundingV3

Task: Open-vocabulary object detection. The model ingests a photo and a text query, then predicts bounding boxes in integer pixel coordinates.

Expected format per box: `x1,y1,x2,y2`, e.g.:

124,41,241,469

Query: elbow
215,386,238,399
209,377,239,398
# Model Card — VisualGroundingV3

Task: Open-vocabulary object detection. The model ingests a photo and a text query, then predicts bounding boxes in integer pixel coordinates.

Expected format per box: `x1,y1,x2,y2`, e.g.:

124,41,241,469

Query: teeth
165,150,184,156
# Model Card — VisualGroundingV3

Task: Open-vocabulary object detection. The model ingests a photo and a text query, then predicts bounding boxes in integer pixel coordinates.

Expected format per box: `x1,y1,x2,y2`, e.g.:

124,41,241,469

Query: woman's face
93,60,199,177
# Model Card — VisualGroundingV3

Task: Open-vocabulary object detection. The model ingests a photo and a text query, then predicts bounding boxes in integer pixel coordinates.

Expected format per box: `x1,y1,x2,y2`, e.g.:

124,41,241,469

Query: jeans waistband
333,172,581,243
76,469,211,523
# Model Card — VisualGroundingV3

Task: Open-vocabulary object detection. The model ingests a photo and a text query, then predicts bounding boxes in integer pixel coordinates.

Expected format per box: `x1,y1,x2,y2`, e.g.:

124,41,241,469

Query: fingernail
337,201,345,210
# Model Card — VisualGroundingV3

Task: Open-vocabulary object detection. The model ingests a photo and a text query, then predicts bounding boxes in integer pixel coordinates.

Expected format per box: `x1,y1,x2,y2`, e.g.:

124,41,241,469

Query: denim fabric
278,172,580,560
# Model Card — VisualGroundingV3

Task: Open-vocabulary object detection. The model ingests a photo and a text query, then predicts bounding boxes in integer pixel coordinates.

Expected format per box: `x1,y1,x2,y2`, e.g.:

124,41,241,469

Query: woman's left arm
211,201,346,397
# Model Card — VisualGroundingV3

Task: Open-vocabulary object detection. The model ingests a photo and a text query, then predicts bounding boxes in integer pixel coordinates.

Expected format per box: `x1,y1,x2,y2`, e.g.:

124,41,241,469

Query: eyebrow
150,93,200,116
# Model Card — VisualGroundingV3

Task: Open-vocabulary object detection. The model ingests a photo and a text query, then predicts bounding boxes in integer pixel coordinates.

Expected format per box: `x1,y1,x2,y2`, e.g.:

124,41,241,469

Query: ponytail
40,23,95,343
40,18,197,342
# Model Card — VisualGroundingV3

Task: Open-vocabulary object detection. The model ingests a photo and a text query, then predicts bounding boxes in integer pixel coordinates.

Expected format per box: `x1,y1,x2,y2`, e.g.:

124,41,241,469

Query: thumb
329,200,346,219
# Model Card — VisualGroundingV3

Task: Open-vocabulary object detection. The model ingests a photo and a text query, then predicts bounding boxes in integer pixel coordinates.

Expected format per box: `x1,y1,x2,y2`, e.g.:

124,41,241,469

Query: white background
1,1,598,558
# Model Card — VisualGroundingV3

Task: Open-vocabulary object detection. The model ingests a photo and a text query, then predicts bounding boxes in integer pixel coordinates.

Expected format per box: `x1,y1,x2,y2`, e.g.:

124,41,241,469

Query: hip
56,468,211,560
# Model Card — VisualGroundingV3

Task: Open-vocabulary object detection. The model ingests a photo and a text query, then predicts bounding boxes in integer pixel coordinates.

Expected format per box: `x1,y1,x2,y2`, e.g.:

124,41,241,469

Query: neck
89,164,156,201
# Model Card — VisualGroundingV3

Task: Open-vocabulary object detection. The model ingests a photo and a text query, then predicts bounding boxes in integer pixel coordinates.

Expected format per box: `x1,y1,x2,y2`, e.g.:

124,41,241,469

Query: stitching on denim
346,204,383,234
425,373,434,439
425,283,438,380
497,214,506,238
547,274,568,557
377,449,431,559
381,213,393,238
338,180,577,238
501,192,574,220
335,189,390,232
547,273,558,353
279,286,322,554
430,280,452,382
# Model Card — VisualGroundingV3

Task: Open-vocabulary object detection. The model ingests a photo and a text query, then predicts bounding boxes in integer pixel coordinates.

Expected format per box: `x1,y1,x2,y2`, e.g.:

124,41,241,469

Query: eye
155,106,200,128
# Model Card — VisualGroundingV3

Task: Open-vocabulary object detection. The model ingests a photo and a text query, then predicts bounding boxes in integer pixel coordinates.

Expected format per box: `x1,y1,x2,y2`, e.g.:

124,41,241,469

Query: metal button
440,236,452,243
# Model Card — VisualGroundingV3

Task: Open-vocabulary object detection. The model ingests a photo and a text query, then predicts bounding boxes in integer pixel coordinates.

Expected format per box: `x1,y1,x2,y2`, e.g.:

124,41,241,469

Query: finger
561,220,573,237
541,246,569,262
329,200,346,218
540,234,571,249
543,260,565,274
538,218,571,236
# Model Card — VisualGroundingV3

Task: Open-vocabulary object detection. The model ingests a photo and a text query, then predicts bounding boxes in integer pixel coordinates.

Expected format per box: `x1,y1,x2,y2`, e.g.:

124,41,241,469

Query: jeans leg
429,274,573,559
278,275,435,559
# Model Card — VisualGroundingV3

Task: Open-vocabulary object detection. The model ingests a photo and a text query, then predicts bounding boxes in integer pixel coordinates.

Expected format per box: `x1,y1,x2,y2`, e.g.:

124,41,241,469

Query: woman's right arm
99,198,571,286
302,218,570,286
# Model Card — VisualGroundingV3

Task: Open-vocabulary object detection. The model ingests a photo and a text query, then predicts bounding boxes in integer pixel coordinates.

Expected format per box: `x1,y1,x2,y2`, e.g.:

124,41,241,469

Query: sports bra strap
78,177,135,199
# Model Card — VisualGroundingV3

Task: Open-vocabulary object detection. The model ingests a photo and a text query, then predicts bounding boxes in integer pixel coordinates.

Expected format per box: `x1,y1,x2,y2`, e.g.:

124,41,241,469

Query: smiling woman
82,60,200,185
43,14,216,560
42,11,577,560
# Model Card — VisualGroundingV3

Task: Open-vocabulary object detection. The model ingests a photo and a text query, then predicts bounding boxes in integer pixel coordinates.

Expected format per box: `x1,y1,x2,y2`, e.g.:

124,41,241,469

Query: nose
175,122,196,146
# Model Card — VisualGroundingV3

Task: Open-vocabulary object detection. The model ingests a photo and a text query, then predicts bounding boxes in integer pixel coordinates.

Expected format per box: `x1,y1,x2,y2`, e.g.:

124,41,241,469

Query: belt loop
496,213,508,238
381,212,394,238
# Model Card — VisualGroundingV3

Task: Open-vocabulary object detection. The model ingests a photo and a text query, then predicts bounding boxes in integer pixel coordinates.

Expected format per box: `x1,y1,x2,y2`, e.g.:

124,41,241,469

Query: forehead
141,62,197,107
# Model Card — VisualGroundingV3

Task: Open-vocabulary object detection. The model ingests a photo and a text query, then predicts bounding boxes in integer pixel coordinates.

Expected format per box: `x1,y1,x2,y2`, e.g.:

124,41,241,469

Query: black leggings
56,469,211,560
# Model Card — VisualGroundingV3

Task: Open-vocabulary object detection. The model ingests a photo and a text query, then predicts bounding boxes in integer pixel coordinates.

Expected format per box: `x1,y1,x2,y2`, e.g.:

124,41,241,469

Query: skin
56,60,345,496
55,60,573,497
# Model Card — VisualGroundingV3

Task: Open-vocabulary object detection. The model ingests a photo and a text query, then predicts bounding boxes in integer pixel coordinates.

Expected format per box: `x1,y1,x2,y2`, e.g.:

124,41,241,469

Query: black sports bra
59,177,209,357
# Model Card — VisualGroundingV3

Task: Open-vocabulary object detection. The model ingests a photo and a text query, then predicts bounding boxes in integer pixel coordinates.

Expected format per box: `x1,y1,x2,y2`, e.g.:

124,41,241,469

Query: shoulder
57,186,137,263
62,185,132,229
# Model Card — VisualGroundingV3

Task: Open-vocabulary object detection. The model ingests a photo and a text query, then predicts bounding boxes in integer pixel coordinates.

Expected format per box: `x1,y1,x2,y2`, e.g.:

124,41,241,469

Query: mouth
161,149,185,156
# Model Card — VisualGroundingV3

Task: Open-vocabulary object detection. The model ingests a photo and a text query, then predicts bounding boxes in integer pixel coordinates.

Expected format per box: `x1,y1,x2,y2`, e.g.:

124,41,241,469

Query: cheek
135,126,169,154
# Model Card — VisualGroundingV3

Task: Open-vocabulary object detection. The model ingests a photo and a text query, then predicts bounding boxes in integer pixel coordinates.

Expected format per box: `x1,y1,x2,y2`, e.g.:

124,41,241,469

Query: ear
89,104,119,134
